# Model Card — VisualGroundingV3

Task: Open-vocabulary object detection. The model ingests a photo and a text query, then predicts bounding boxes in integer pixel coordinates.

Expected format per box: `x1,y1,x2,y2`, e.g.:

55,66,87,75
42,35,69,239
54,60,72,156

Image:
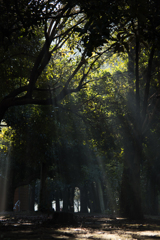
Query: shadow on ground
0,212,160,239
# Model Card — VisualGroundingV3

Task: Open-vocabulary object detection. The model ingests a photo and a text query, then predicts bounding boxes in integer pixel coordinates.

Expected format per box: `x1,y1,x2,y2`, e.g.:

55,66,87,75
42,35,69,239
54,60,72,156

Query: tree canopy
1,0,160,219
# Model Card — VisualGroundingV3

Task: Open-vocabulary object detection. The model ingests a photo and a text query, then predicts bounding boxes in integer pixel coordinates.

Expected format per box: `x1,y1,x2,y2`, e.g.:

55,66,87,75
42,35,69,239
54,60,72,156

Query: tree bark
29,184,35,211
120,131,143,219
56,195,60,212
80,186,88,213
146,176,158,215
62,187,69,212
97,179,105,213
39,162,47,211
119,37,145,220
68,187,74,212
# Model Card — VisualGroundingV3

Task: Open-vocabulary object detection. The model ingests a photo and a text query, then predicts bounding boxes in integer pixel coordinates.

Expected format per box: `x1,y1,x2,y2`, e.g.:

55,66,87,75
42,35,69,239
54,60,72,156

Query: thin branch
33,85,62,92
78,47,112,89
65,50,87,87
27,4,71,98
49,5,72,39
51,33,71,53
51,16,85,41
3,86,28,99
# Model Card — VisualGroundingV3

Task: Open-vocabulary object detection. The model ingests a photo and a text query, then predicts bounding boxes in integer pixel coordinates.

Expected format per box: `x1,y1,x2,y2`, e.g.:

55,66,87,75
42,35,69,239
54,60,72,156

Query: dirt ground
0,212,160,240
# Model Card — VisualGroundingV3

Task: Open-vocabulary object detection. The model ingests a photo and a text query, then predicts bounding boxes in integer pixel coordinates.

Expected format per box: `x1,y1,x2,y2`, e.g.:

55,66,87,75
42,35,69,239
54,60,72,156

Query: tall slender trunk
39,162,47,211
69,187,74,212
146,178,158,215
133,36,143,217
62,187,69,212
97,179,105,213
120,134,143,219
56,192,60,211
80,186,88,213
120,39,143,219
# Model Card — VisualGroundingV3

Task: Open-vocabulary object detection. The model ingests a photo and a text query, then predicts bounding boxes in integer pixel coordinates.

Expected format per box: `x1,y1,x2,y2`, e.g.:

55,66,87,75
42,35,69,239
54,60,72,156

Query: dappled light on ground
1,213,160,239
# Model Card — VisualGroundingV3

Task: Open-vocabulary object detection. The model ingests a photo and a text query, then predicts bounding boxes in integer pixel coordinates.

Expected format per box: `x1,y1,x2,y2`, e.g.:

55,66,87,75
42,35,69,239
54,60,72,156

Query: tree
2,0,160,218
0,0,117,212
78,0,160,219
0,0,57,48
116,0,160,219
0,0,124,123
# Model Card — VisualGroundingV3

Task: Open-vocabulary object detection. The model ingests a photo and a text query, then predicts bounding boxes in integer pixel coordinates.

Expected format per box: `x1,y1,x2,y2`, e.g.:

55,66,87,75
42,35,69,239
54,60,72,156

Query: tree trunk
120,139,143,219
91,182,101,213
97,179,105,213
68,187,74,212
120,39,144,220
39,162,47,211
56,192,60,212
5,161,14,211
80,186,88,213
6,184,15,211
88,184,95,213
62,187,69,212
29,183,35,211
146,178,158,215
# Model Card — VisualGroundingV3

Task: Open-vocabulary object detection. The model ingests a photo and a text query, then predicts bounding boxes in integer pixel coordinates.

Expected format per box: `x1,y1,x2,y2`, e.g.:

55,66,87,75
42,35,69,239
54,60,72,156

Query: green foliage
0,27,43,102
2,0,160,216
0,0,56,49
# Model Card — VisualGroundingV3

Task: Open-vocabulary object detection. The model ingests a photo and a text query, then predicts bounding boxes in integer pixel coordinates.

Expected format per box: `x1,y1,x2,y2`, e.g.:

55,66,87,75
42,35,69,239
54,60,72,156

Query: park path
0,212,160,239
